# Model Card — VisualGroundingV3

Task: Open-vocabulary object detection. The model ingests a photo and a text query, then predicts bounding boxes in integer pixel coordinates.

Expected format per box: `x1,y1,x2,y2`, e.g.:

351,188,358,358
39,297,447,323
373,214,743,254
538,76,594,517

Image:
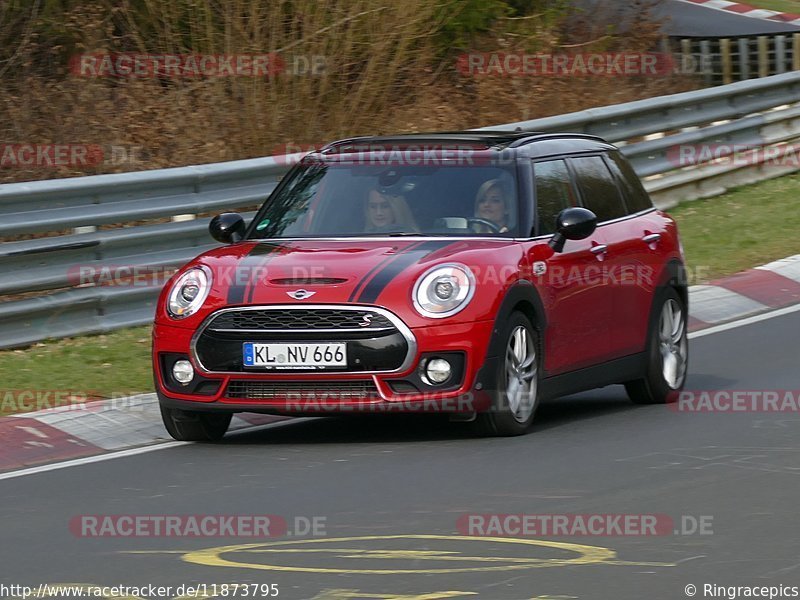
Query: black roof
319,130,608,153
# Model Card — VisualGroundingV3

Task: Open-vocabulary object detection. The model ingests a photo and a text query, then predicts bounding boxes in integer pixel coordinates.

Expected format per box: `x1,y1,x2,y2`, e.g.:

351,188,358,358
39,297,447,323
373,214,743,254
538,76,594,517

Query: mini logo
533,261,547,276
286,289,316,300
358,314,373,327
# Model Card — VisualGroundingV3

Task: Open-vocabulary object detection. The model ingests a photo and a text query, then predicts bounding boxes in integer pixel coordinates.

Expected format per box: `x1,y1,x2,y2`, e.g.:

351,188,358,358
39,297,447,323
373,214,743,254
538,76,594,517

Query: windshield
247,159,519,239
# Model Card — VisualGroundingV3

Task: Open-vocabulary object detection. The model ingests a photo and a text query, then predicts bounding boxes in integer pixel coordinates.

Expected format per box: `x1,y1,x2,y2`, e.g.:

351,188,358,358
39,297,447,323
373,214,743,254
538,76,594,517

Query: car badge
358,314,373,327
533,261,547,276
287,289,316,300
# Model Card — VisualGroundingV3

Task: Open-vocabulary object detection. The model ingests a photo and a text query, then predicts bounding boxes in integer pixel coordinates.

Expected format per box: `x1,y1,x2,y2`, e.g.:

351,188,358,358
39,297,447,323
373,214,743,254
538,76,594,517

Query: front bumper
153,318,496,415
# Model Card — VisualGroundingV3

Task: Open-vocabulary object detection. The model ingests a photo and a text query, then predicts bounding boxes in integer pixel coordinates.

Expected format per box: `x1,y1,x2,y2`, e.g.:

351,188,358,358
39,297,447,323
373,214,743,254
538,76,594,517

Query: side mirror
209,213,246,244
548,207,597,253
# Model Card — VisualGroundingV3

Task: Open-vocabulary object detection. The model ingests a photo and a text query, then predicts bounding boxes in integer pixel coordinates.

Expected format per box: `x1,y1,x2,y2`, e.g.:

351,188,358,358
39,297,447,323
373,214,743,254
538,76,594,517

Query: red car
153,132,688,441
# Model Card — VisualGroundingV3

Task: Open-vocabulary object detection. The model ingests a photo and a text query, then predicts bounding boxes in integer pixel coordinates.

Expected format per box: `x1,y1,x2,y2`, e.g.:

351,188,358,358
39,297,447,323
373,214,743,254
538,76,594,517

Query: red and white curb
1,254,799,473
682,0,800,25
0,395,289,473
688,254,800,330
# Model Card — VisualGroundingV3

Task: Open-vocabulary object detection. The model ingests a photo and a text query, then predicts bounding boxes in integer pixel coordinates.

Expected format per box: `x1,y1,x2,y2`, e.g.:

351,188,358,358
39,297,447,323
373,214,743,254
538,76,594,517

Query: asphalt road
657,0,800,36
575,0,800,36
2,310,799,600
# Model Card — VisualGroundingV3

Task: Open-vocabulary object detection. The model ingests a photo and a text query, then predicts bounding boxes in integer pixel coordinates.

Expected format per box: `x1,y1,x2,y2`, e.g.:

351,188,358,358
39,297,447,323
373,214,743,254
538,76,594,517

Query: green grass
0,326,153,415
1,172,799,414
668,173,800,283
739,0,800,13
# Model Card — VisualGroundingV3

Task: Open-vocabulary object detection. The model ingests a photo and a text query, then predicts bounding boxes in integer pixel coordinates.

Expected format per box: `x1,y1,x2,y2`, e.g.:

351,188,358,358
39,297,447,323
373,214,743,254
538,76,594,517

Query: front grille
194,306,412,373
225,380,380,400
208,309,395,331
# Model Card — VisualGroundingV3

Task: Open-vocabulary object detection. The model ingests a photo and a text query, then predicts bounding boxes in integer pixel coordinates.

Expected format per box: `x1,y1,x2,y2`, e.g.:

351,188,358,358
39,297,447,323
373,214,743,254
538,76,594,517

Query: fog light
425,358,452,384
172,359,194,385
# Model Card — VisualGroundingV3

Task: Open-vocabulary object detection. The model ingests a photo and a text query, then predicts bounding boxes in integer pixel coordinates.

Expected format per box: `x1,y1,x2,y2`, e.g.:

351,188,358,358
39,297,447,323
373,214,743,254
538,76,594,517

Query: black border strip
356,240,454,304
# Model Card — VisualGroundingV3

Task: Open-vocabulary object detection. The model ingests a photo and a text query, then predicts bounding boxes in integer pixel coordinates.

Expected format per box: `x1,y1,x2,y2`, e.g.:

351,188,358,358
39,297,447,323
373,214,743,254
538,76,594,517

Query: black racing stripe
226,243,287,304
346,241,424,303
246,243,295,303
356,241,454,304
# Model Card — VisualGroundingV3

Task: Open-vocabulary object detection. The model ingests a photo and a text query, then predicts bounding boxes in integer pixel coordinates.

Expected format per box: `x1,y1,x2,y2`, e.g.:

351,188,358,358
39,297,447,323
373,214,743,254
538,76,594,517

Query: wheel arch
485,279,547,361
658,258,688,309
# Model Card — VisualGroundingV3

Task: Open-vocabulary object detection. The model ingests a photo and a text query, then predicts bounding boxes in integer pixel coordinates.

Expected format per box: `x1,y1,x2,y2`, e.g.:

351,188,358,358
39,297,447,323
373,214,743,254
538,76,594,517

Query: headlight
412,263,475,318
167,266,212,319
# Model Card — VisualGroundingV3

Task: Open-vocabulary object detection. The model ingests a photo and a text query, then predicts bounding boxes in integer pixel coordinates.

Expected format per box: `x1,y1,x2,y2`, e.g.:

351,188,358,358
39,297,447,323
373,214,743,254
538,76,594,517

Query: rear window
569,155,627,222
606,151,653,214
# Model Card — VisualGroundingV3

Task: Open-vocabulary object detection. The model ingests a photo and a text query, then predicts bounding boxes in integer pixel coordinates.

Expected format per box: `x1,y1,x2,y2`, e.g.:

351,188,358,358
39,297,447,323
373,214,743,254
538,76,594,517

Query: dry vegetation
0,0,698,184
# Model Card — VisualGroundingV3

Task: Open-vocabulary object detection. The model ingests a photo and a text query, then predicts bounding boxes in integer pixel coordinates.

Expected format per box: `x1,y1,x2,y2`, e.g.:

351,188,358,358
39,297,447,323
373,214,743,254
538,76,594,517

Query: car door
527,158,612,376
602,151,663,356
567,154,642,360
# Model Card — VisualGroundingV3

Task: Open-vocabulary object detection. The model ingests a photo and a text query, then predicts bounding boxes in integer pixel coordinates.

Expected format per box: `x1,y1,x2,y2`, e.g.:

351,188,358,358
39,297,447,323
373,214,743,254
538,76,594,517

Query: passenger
473,179,512,233
364,188,418,233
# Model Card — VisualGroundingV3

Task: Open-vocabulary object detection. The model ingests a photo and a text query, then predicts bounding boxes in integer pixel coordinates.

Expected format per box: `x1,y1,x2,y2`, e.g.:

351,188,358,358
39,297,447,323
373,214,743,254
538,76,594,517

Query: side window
569,155,627,222
605,151,653,214
533,159,577,235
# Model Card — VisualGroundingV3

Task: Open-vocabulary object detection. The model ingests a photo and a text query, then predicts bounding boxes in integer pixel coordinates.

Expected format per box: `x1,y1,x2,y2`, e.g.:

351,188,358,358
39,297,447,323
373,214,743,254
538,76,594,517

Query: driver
473,179,511,233
364,188,418,233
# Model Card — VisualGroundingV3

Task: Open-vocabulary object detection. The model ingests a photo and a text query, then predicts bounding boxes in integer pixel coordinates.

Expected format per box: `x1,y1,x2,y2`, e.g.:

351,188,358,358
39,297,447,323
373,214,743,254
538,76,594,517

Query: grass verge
1,172,799,413
740,0,800,13
0,326,153,416
669,173,800,283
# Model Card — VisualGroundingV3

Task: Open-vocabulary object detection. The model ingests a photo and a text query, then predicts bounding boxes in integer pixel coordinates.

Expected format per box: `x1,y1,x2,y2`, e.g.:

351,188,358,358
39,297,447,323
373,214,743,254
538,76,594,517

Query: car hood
195,238,515,307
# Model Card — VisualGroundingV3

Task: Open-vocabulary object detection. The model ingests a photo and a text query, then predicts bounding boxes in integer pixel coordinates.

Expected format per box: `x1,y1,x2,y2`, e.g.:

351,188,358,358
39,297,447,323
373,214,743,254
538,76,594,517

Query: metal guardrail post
721,39,732,84
794,33,800,72
739,38,750,81
758,36,769,78
775,35,786,74
681,38,693,77
700,40,713,85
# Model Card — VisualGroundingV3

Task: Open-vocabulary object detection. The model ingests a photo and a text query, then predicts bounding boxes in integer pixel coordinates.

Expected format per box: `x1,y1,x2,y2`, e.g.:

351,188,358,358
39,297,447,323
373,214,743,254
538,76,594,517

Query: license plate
243,342,347,369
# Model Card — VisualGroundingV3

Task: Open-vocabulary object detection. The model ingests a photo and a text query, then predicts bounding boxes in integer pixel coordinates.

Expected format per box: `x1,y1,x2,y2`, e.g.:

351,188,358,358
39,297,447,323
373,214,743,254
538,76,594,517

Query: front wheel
625,288,688,404
160,405,232,442
474,312,540,436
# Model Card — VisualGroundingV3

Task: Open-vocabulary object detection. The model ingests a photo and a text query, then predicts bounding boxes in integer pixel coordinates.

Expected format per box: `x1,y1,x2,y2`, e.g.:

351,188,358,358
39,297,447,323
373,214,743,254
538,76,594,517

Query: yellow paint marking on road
164,534,673,575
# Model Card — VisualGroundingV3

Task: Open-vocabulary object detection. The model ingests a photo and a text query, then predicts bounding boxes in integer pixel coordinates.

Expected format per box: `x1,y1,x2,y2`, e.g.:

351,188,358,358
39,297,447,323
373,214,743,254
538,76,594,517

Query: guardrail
2,71,800,349
673,34,800,86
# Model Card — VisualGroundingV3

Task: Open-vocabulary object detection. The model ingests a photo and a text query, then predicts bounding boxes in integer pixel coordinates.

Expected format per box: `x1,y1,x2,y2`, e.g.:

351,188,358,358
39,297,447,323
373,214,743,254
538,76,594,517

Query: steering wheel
467,218,502,233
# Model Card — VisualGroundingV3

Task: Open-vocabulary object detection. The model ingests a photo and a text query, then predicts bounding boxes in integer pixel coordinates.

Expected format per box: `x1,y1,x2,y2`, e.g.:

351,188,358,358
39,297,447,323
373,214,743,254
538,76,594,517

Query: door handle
590,244,608,255
642,233,661,244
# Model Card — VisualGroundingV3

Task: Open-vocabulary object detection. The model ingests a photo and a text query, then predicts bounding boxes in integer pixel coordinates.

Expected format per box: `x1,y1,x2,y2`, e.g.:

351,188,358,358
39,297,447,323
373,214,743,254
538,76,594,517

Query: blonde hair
364,190,419,232
474,178,513,230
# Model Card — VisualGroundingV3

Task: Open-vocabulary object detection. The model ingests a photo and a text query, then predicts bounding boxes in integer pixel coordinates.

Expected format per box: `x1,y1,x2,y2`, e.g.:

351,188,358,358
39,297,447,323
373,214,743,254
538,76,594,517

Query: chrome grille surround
190,304,417,375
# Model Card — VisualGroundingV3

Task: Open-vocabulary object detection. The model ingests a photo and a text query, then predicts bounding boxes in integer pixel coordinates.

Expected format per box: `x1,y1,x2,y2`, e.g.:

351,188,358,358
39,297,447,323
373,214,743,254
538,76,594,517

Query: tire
160,405,232,442
474,312,541,436
625,287,689,405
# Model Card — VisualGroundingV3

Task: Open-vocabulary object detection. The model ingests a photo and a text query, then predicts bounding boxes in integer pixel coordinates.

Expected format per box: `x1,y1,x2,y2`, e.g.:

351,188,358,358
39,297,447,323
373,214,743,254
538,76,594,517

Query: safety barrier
2,71,799,348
